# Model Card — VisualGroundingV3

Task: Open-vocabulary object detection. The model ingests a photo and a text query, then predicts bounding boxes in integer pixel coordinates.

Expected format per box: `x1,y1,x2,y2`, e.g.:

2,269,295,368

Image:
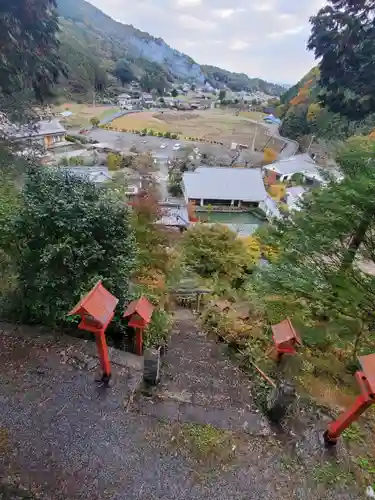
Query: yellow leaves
267,184,286,201
307,103,321,122
242,236,261,264
107,152,121,171
263,147,278,165
263,244,279,263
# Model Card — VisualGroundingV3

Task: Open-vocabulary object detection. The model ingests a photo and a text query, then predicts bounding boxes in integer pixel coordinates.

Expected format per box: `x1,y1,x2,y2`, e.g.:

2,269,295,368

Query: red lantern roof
123,296,154,325
271,318,302,347
68,280,119,328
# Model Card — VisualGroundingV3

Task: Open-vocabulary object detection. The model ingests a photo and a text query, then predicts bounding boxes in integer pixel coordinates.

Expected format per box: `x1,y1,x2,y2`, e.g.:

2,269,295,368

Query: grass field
239,111,267,121
53,103,119,127
110,109,283,151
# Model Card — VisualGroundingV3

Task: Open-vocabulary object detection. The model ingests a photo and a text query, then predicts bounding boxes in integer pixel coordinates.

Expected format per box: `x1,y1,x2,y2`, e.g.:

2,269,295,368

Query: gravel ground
0,317,362,500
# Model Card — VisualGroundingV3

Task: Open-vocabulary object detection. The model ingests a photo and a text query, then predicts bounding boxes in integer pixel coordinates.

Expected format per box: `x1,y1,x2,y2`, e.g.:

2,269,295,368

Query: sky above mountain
89,0,326,83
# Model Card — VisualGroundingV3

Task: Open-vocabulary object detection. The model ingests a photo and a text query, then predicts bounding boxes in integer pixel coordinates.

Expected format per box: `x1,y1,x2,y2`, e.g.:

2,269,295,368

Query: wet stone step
137,398,271,436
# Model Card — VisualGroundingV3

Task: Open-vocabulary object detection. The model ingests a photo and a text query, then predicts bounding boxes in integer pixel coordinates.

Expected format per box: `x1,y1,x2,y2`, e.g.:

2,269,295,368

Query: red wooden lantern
324,353,375,445
123,296,154,356
271,318,302,363
68,281,118,385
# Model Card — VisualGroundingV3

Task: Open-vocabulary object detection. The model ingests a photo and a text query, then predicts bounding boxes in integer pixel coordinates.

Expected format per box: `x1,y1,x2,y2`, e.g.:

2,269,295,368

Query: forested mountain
278,67,375,147
201,65,285,95
279,0,375,147
55,0,285,100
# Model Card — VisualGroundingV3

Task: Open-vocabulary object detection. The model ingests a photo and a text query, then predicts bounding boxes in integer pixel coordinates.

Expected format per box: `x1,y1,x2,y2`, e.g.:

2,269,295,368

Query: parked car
160,143,167,149
172,143,181,151
193,147,200,154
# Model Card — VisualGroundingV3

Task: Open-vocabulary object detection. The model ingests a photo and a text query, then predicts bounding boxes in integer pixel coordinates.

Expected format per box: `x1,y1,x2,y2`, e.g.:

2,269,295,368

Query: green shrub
163,131,171,138
182,224,252,281
12,168,136,326
144,309,171,348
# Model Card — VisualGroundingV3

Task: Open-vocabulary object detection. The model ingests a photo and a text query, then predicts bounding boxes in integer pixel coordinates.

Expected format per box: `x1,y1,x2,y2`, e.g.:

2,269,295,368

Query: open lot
110,109,284,151
53,103,119,128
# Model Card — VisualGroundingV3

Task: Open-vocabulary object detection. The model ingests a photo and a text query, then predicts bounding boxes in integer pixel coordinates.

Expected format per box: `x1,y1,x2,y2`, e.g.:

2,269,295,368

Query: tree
263,148,278,165
254,136,375,353
182,224,253,280
280,105,310,141
90,116,100,127
308,0,375,118
140,71,167,94
131,190,169,274
219,90,226,102
10,168,135,325
107,152,122,171
168,170,183,197
0,0,65,103
171,88,178,98
114,59,134,86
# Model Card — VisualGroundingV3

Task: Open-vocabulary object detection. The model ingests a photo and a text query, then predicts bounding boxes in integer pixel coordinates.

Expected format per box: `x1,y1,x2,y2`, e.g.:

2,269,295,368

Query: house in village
182,167,267,208
263,153,344,186
118,93,140,110
142,93,154,108
155,202,189,231
263,153,320,183
63,166,113,185
10,119,66,150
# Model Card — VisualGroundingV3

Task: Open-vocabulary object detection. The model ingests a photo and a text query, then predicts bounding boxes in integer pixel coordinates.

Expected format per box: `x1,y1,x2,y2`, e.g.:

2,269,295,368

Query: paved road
243,118,299,158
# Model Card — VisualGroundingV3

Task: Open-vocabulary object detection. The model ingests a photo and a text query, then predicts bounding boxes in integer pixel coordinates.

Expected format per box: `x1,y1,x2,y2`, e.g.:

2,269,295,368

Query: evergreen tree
255,136,375,352
308,0,375,118
12,168,135,324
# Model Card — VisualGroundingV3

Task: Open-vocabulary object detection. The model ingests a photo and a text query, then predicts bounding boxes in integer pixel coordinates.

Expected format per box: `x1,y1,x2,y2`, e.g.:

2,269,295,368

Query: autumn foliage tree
182,224,255,281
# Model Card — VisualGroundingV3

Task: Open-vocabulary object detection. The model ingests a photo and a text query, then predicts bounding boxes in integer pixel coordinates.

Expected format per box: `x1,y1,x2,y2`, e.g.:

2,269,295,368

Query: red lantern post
271,318,302,363
324,353,375,445
68,281,118,385
123,296,154,356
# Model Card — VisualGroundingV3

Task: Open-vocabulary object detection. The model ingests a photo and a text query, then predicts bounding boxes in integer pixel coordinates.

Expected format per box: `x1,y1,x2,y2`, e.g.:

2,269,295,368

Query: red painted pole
324,371,375,445
135,327,143,356
95,328,111,381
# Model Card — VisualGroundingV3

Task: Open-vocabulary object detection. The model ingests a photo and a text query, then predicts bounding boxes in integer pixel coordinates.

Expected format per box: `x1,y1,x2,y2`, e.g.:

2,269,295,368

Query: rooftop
9,119,66,139
183,167,267,202
267,154,318,176
62,166,113,184
156,203,189,228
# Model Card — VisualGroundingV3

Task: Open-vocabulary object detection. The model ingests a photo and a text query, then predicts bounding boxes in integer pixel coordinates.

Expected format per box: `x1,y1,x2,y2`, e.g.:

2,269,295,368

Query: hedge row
99,124,226,147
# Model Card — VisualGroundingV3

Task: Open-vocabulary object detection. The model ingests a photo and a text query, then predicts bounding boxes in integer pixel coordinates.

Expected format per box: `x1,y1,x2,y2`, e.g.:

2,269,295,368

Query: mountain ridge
56,0,285,97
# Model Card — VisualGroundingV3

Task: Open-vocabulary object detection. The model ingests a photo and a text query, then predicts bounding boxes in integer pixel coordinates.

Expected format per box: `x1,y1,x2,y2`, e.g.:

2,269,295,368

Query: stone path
0,316,362,499
135,309,271,436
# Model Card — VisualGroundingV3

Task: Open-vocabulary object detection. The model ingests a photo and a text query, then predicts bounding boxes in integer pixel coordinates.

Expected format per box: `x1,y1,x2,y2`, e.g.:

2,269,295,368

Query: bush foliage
182,224,254,281
9,168,135,324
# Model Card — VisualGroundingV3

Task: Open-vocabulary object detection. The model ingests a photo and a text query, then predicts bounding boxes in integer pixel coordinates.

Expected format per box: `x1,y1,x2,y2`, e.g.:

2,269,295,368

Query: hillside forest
53,0,285,102
279,0,375,149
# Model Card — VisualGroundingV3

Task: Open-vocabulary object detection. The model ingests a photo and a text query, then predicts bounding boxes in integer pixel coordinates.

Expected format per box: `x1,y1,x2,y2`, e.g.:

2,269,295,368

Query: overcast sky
89,0,326,84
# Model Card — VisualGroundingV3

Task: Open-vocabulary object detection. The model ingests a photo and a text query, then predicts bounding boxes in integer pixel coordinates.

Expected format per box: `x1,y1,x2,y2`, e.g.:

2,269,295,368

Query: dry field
111,109,284,151
53,103,118,127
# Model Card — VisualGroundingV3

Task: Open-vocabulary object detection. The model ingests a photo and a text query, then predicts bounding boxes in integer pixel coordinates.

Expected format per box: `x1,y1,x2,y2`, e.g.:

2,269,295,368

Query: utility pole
307,134,315,155
252,126,258,152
